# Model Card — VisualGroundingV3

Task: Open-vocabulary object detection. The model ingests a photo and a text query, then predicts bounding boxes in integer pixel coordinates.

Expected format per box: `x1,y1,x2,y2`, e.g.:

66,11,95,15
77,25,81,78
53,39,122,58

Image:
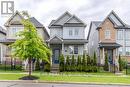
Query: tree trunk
28,58,32,76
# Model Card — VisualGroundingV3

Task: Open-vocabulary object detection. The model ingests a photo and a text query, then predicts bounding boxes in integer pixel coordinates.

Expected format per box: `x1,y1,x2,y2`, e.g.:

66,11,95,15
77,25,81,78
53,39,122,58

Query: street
0,82,129,87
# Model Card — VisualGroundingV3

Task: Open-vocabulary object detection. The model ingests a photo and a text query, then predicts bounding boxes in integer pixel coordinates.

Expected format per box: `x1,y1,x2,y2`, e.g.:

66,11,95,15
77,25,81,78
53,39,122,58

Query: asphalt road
0,82,130,87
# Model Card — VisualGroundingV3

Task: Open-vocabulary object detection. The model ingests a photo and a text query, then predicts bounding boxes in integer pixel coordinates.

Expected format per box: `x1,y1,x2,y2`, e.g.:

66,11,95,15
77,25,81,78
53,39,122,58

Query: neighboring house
0,11,49,68
47,11,87,71
87,11,130,72
0,26,6,63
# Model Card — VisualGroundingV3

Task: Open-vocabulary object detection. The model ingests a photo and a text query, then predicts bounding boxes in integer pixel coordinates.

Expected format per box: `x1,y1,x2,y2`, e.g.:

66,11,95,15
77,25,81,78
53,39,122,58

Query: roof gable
4,11,24,26
29,17,43,28
50,11,72,26
99,11,125,28
65,15,85,24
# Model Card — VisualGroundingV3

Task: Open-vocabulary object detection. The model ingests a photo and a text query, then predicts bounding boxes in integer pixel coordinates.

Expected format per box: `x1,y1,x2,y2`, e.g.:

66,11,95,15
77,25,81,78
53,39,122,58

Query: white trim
47,35,63,42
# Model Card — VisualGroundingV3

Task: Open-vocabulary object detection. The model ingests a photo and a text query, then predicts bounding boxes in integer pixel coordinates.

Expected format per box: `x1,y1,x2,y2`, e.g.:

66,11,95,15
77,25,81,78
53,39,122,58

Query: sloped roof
0,26,6,35
4,11,24,27
29,17,43,28
49,11,86,28
87,21,102,40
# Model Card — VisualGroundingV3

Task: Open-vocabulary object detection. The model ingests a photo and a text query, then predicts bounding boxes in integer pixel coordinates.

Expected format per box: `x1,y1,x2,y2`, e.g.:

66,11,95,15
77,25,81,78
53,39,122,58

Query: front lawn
0,71,130,84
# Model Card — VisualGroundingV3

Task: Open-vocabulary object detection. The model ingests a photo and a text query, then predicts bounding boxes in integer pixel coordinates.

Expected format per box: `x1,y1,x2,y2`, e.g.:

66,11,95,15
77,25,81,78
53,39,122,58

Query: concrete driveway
0,82,130,87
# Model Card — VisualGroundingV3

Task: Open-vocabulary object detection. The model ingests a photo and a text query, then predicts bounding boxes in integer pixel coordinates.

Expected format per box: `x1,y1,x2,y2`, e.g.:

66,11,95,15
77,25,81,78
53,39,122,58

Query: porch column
47,43,50,47
62,43,64,54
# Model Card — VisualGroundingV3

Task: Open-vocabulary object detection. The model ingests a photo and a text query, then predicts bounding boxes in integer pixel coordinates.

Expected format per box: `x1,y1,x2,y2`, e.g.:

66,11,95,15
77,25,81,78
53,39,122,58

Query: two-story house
0,11,49,68
47,11,87,71
87,11,130,72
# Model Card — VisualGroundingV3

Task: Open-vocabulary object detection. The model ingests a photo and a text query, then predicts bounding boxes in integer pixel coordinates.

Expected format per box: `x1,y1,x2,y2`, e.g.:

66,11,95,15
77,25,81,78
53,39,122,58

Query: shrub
104,53,109,71
71,55,76,71
65,56,71,71
87,55,91,65
93,51,97,66
77,55,82,71
59,54,65,72
44,63,50,72
35,59,40,71
118,54,123,71
82,54,86,71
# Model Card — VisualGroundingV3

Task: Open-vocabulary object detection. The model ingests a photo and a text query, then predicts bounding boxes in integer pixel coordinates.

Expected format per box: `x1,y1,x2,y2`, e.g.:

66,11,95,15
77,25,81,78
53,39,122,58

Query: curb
0,80,130,86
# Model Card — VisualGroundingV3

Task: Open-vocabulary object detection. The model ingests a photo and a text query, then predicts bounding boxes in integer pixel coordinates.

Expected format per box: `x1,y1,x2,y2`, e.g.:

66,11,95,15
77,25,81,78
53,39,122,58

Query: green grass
0,71,130,84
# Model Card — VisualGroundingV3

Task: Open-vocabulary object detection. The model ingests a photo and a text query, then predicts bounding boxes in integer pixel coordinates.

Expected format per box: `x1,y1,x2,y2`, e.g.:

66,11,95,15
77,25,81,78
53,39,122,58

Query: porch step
51,64,59,73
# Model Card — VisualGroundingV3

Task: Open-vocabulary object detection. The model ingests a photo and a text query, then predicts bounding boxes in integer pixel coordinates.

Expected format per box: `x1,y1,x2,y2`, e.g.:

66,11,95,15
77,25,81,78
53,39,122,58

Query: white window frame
117,30,123,40
74,29,79,36
105,29,111,39
69,29,73,36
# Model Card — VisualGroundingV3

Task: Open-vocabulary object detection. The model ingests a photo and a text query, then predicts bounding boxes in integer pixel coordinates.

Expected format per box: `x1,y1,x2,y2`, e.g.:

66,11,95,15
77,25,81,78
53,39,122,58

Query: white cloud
0,0,130,36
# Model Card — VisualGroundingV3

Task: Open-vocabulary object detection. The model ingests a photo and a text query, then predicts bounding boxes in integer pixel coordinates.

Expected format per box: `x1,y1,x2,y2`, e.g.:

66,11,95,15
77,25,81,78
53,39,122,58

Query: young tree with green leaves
82,54,86,71
11,12,51,77
118,54,123,71
59,54,65,72
104,53,109,71
71,55,76,71
65,56,71,71
93,51,97,66
77,55,82,71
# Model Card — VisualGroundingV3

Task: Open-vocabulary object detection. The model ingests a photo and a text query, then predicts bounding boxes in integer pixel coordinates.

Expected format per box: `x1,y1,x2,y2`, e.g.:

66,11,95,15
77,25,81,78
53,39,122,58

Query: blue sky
0,0,130,35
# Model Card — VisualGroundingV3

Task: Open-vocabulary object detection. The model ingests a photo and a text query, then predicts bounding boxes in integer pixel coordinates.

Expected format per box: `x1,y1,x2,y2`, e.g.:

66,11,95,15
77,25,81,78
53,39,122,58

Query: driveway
0,82,130,87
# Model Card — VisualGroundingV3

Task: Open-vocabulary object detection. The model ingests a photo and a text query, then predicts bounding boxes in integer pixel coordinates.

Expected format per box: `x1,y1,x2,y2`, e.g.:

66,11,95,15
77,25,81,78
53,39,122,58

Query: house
0,26,6,63
0,11,49,69
47,11,87,71
87,11,130,72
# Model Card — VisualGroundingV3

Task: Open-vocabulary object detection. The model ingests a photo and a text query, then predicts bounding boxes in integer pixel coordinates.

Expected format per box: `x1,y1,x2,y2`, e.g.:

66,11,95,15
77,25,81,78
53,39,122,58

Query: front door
53,49,60,64
107,49,113,64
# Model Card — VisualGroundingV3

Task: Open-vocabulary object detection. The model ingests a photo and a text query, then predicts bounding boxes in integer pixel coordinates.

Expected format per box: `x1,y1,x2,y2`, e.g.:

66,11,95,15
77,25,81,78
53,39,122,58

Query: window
118,47,123,55
12,28,17,37
74,46,78,54
117,30,123,40
105,30,111,39
125,30,130,40
75,29,79,36
69,30,73,36
11,27,23,37
125,47,130,55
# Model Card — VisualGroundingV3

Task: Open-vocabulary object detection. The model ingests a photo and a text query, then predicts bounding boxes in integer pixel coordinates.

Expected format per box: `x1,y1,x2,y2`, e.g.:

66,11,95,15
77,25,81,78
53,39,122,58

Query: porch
99,42,121,72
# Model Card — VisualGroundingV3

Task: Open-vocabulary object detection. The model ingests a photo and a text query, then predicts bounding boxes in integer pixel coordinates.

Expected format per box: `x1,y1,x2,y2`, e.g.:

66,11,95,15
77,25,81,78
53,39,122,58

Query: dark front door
107,49,113,64
53,49,60,64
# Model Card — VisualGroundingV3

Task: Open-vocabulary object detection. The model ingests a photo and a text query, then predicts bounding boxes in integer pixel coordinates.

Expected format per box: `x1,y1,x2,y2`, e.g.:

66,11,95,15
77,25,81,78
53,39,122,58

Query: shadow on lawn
19,75,39,80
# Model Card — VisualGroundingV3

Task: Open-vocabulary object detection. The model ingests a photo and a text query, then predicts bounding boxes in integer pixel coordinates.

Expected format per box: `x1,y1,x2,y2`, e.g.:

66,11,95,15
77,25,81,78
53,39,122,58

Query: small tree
82,54,86,71
71,55,76,71
118,54,123,71
104,53,109,71
87,55,91,65
77,55,82,71
11,12,52,77
65,56,71,71
93,51,97,66
59,54,65,72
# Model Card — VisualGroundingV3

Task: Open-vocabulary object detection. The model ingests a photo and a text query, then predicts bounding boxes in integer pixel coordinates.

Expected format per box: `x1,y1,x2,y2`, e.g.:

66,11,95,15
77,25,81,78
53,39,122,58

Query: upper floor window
75,29,79,36
69,29,73,36
10,27,23,38
125,30,130,40
117,30,123,40
125,47,130,55
105,30,111,39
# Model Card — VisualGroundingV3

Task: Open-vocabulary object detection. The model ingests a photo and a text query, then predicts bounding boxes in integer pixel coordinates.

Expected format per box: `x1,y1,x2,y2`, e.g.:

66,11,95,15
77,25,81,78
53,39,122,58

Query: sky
0,0,130,36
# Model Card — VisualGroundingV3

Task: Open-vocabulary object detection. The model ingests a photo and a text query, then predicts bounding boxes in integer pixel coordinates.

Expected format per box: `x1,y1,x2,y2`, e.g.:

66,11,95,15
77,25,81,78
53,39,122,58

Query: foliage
65,56,71,71
11,12,52,76
82,54,86,71
118,54,123,71
93,51,97,66
104,53,109,71
77,55,82,71
59,54,65,72
71,55,76,71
